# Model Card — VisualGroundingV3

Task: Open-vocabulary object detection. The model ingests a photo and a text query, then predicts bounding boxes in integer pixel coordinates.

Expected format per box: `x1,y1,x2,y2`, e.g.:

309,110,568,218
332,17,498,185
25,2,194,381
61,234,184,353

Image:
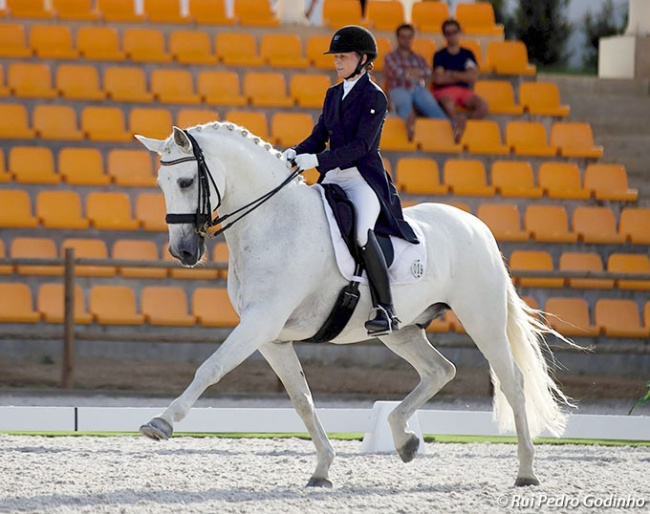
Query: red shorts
433,86,475,107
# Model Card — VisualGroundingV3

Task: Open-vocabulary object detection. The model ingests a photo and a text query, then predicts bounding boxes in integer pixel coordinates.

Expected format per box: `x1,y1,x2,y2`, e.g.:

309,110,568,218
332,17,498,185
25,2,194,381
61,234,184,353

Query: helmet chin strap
344,54,367,80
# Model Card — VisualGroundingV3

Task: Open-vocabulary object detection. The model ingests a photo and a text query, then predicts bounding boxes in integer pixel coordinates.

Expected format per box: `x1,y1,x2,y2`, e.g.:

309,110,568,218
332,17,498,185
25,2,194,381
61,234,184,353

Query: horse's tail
492,279,575,438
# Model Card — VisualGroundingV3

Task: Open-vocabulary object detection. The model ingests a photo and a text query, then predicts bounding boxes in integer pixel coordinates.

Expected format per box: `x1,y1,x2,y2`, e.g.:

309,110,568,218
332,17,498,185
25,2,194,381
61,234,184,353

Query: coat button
328,129,333,135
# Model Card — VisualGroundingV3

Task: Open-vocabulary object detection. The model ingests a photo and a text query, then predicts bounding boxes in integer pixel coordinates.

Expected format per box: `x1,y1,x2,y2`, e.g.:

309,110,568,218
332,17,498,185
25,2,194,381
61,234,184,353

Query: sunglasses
444,29,460,36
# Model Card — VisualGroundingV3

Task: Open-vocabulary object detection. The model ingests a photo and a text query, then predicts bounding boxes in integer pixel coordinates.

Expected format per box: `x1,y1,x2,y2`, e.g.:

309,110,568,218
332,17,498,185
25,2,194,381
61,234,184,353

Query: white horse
136,122,572,488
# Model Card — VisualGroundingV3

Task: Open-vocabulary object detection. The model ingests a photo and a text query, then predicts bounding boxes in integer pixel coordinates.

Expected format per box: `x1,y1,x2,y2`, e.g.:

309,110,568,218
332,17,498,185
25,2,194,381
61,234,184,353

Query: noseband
159,129,303,238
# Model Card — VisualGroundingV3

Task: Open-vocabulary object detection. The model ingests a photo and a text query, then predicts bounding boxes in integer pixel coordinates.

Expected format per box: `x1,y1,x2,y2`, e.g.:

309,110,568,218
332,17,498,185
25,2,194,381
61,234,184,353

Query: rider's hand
295,153,318,170
281,148,297,162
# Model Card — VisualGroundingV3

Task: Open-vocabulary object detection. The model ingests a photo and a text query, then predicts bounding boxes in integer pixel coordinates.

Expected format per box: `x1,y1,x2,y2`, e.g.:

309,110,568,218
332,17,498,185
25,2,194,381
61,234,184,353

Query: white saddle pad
314,184,427,285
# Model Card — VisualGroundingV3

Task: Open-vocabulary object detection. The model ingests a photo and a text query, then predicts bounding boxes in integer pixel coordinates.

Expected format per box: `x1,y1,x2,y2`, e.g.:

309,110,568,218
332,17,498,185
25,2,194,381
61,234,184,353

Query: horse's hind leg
258,341,335,488
379,325,456,463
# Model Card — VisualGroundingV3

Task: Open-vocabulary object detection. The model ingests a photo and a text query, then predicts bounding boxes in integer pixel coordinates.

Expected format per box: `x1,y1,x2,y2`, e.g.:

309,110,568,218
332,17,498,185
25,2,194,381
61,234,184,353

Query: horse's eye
178,177,194,189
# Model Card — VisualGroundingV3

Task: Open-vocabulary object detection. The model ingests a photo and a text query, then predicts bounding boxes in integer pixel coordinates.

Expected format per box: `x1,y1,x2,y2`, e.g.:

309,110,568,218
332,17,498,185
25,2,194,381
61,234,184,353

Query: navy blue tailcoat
293,73,419,244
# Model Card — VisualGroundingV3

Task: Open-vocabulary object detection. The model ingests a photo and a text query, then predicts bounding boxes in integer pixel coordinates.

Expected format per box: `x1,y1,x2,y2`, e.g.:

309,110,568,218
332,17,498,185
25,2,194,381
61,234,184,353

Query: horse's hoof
306,477,333,488
139,417,173,441
397,434,420,463
515,476,540,487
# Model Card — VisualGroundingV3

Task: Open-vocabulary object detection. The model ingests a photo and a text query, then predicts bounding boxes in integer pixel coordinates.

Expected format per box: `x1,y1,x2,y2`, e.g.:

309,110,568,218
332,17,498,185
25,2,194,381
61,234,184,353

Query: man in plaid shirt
384,23,447,140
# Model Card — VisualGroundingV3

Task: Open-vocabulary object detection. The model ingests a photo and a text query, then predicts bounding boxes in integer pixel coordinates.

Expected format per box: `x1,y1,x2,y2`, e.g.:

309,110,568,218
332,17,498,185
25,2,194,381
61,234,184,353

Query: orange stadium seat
123,28,171,63
29,24,78,59
550,122,604,159
485,40,536,75
0,190,38,227
113,239,166,279
543,298,599,337
38,284,92,324
519,82,570,117
271,112,313,148
413,119,462,153
213,241,229,279
594,299,648,338
233,0,279,26
537,162,590,200
7,0,53,18
0,103,34,139
381,118,417,152
86,192,140,230
509,250,564,288
290,73,331,108
243,72,293,107
143,0,189,23
81,106,132,142
443,159,496,196
193,288,239,327
225,110,269,140
645,303,650,332
608,253,650,290
306,35,333,69
189,0,234,24
412,38,436,64
9,147,60,184
0,283,41,323
474,80,523,115
505,121,557,157
0,64,9,97
426,311,451,333
619,208,650,244
162,245,219,280
33,105,84,141
104,66,153,103
322,0,364,29
374,37,392,72
459,119,509,155
53,0,100,20
90,285,145,325
76,26,125,61
459,39,484,69
572,206,625,244
476,203,529,242
367,0,405,30
141,286,195,326
584,163,638,202
97,0,145,21
559,252,613,290
61,238,115,277
198,70,247,106
524,205,577,243
215,32,263,66
129,107,174,139
8,62,57,98
491,161,542,198
59,147,110,186
176,108,219,128
11,237,62,276
56,64,106,101
0,148,10,182
395,157,448,195
455,2,503,35
261,33,309,68
107,149,156,187
37,190,89,229
151,69,201,105
135,193,167,232
170,30,217,65
411,1,449,33
0,23,32,58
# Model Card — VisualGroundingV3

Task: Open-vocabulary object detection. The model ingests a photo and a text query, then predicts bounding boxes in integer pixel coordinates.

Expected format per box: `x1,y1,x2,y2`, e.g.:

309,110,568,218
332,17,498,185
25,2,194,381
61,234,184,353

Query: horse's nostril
179,249,193,260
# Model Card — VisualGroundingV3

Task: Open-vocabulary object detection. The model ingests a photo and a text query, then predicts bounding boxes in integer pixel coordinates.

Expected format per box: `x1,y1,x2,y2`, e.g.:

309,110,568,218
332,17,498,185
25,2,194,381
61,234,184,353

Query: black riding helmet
324,25,378,79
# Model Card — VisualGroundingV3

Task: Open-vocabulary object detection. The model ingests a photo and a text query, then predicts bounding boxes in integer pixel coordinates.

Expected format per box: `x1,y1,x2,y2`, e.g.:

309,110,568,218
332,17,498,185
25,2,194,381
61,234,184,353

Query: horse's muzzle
169,237,205,267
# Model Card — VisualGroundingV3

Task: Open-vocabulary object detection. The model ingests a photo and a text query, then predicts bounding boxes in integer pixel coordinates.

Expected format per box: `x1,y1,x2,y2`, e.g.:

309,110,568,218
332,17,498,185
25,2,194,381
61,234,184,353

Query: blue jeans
389,86,447,120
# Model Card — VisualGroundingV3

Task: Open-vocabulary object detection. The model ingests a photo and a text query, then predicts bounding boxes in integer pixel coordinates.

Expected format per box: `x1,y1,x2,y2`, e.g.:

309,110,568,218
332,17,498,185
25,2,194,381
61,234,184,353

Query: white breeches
322,166,380,247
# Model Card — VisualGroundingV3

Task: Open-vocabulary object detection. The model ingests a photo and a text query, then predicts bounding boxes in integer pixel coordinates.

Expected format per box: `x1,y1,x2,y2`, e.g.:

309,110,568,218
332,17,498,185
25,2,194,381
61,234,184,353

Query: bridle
159,130,303,239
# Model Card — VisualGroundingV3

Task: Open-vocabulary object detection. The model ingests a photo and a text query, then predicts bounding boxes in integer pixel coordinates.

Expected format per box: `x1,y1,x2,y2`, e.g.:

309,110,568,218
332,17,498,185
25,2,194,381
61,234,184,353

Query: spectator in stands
432,19,489,141
275,0,318,24
384,23,447,141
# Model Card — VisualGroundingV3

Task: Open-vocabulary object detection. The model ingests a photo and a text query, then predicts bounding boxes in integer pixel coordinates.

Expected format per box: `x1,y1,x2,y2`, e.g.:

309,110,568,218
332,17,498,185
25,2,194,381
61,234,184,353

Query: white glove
295,153,318,170
281,148,296,161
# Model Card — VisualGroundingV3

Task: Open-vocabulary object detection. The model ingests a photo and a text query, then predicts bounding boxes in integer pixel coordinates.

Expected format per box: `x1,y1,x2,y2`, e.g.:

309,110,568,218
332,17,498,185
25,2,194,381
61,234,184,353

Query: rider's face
334,52,364,79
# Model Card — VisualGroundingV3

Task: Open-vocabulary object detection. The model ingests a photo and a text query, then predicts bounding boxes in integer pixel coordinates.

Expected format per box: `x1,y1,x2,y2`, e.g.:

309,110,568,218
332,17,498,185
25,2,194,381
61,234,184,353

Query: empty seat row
0,64,331,109
508,250,650,290
0,282,239,327
386,118,603,158
0,237,229,280
394,158,637,202
0,105,311,146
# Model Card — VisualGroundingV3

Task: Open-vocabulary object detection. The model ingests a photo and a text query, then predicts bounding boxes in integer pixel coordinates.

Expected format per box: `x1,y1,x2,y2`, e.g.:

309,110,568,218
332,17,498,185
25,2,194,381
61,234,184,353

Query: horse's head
136,126,222,267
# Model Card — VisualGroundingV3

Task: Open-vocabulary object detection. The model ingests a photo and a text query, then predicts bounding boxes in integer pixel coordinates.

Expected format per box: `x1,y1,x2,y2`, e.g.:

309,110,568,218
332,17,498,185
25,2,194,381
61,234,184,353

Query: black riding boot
361,229,399,337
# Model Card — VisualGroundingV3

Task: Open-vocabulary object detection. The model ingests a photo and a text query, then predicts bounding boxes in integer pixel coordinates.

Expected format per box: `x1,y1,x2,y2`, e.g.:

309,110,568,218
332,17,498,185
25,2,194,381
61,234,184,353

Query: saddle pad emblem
411,259,424,278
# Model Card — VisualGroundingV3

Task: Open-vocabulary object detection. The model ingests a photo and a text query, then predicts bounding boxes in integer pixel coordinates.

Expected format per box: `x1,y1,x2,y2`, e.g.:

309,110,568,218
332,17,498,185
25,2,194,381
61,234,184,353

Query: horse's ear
172,126,192,153
135,134,166,155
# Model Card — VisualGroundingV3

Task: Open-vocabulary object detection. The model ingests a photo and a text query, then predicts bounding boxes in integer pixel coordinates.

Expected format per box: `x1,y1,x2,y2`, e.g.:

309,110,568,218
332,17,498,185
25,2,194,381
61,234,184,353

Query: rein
160,130,303,239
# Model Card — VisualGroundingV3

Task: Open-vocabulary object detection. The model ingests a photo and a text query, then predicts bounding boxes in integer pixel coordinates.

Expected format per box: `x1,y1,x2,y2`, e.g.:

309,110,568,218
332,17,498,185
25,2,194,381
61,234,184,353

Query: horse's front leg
140,316,283,440
258,341,335,488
